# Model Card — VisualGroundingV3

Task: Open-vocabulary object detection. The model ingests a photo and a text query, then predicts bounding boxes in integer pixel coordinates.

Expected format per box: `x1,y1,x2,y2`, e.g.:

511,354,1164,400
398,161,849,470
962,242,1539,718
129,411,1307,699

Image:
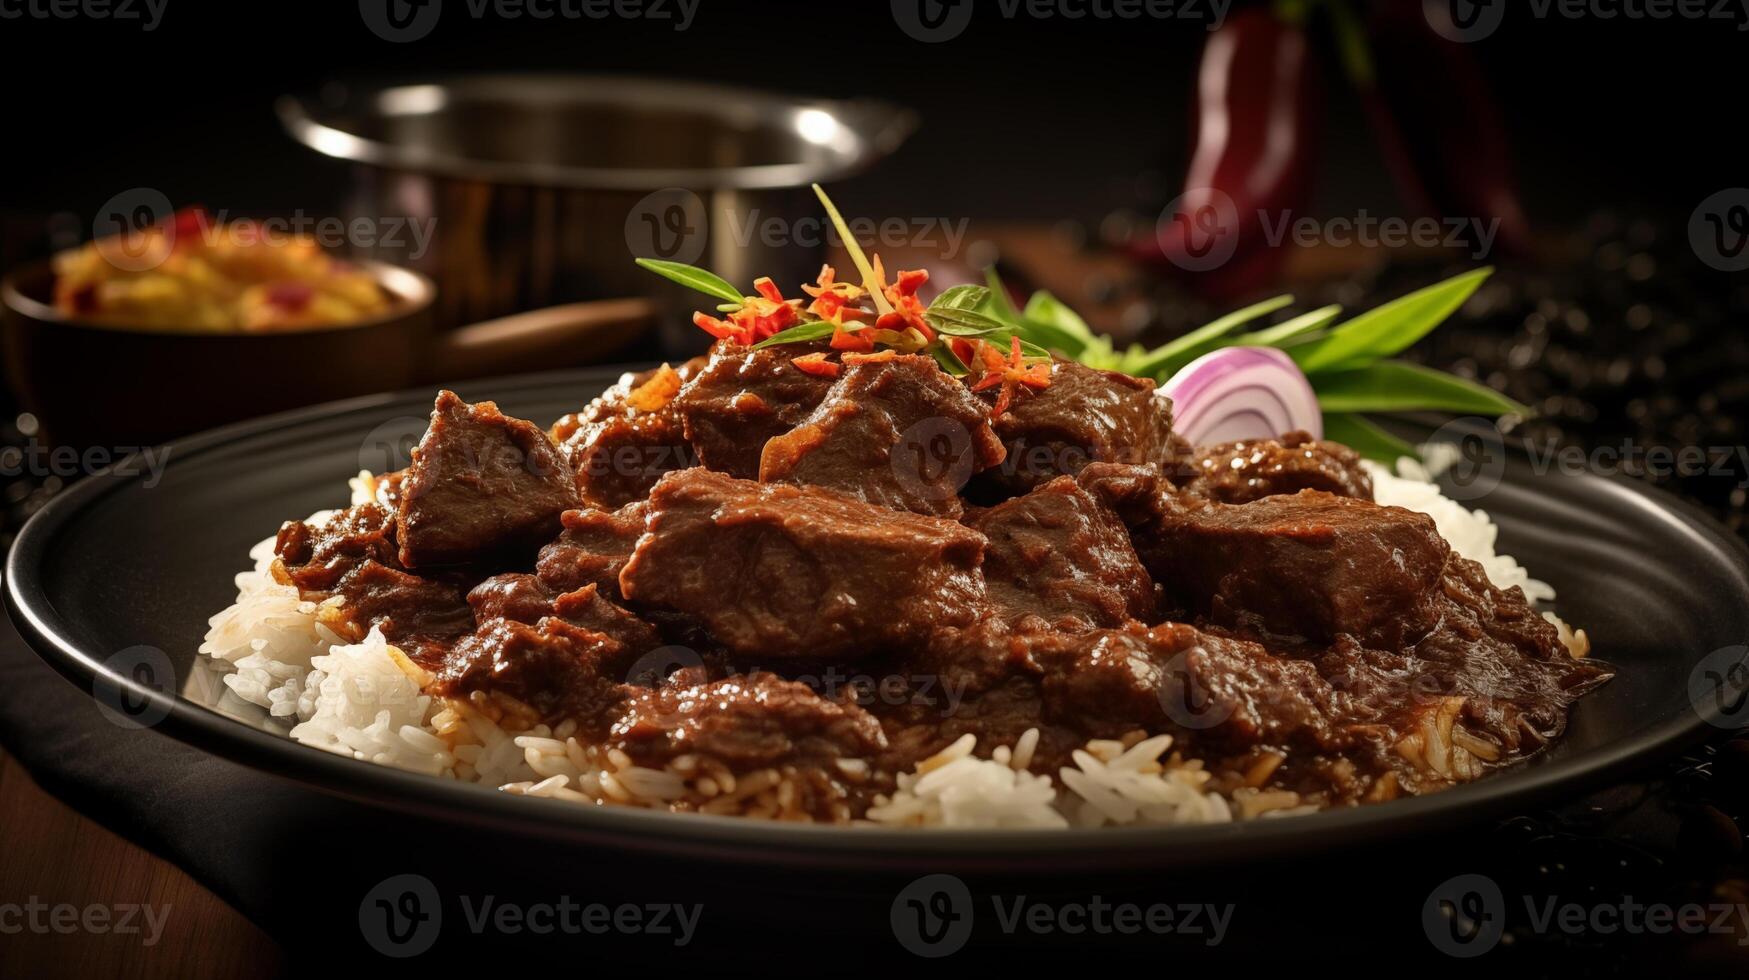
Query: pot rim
276,74,918,191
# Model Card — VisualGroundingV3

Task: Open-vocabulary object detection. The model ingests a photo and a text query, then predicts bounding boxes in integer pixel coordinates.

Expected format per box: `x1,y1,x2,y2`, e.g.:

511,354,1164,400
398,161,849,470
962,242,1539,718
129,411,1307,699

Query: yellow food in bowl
52,209,392,332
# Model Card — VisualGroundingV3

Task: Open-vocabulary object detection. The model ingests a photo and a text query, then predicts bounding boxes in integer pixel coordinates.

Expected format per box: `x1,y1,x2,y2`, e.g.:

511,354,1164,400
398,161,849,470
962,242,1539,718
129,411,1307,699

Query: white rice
197,457,1586,828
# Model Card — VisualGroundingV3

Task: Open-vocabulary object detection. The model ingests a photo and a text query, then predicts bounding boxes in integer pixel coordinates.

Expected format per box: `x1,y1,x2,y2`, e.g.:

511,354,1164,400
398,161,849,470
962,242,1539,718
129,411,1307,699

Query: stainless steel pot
277,75,915,355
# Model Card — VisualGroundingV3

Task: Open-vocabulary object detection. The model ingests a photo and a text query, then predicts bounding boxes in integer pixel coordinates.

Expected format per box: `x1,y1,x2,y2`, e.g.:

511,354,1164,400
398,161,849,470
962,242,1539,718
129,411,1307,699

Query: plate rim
8,368,1749,871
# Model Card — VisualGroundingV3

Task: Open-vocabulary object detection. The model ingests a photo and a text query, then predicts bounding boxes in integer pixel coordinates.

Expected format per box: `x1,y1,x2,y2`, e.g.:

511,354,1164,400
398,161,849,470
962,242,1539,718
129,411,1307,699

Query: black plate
8,368,1749,872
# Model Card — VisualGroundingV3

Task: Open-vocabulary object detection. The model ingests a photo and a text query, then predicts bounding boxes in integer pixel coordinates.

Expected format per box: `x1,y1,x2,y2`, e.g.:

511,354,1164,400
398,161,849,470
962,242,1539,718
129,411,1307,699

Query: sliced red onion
1161,346,1321,446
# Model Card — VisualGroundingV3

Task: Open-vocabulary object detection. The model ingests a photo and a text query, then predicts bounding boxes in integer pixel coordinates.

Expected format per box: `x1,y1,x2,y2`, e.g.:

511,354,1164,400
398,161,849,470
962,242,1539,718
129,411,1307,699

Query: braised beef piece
1138,490,1450,649
671,340,835,479
433,617,632,726
468,573,660,655
396,391,579,568
759,354,1005,518
325,560,474,667
611,672,887,772
888,618,1347,775
973,358,1185,495
1073,461,1175,527
1181,430,1373,504
620,468,986,660
274,503,400,592
968,476,1155,631
553,358,707,509
535,503,645,599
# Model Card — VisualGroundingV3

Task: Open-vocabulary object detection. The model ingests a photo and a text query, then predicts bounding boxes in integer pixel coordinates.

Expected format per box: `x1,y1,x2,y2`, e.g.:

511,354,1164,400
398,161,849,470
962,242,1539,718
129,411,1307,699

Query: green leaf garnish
634,258,744,306
1126,294,1296,379
1233,304,1342,348
1312,360,1530,416
927,341,970,376
1292,268,1493,374
928,284,991,313
982,267,1024,323
751,319,835,349
924,306,1013,337
812,184,894,317
1320,412,1420,464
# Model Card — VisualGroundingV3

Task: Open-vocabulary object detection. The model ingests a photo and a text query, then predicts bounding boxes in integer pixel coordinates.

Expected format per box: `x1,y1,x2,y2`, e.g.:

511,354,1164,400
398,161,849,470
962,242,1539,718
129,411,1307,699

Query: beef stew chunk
324,560,474,667
1181,430,1373,504
396,391,579,568
619,468,986,660
968,476,1155,630
434,617,632,726
468,573,660,656
553,359,706,509
759,354,1006,518
274,502,400,592
535,502,646,598
611,672,887,772
671,341,835,479
1140,490,1449,649
975,358,1184,494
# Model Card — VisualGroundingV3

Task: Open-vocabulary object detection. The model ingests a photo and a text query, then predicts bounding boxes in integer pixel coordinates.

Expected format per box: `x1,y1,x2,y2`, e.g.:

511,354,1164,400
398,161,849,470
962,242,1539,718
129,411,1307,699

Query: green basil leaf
924,307,1012,337
982,267,1024,323
1312,360,1530,416
929,284,990,312
1126,294,1296,380
1021,290,1097,342
751,319,836,349
634,258,744,305
1293,268,1492,374
1319,412,1420,464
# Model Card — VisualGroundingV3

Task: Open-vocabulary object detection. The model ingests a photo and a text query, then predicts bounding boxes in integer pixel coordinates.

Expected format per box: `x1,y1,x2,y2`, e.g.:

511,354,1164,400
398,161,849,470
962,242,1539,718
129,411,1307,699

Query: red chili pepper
1135,6,1322,299
970,337,1052,417
791,352,841,378
1361,3,1531,257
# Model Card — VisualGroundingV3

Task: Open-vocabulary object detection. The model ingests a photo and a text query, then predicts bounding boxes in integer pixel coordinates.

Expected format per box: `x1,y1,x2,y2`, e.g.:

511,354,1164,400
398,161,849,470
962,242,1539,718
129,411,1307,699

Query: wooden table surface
0,750,287,977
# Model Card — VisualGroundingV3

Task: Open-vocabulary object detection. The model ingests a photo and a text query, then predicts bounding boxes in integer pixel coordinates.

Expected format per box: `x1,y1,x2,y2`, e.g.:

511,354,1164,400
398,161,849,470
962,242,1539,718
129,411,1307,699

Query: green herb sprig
636,190,1526,463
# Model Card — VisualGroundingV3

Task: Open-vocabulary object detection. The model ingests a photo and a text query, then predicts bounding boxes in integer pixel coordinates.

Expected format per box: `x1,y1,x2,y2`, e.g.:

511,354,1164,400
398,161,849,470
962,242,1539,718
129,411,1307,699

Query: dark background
3,0,1740,241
